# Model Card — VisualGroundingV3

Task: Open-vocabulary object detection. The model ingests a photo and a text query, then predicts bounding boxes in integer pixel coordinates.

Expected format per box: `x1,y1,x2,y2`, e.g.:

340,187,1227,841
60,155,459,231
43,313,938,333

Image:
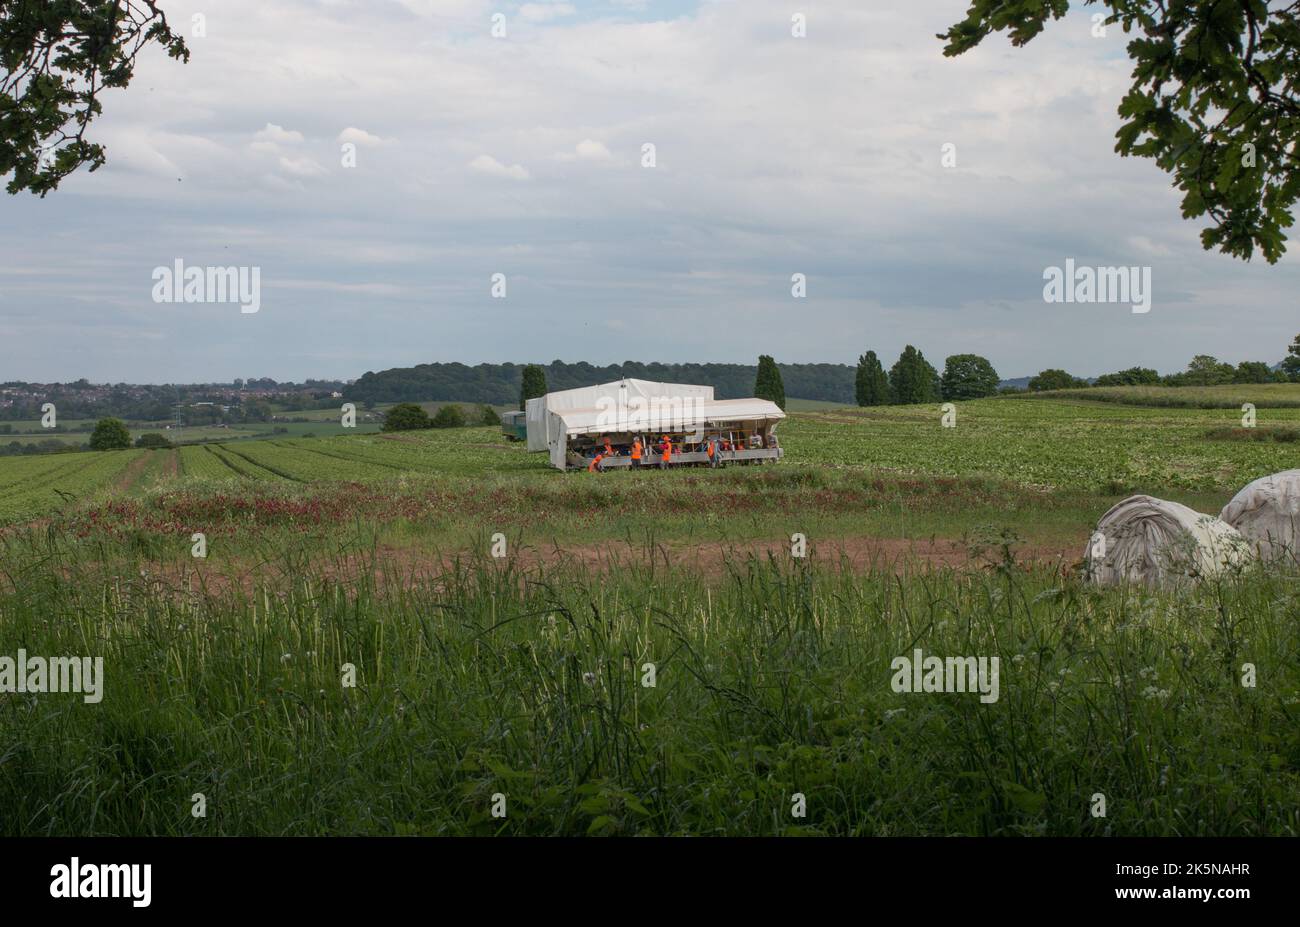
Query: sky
1,0,1297,384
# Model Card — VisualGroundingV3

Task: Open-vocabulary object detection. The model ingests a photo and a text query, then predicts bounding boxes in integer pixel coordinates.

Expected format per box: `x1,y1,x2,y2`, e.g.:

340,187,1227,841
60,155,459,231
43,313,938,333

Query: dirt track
137,533,1084,598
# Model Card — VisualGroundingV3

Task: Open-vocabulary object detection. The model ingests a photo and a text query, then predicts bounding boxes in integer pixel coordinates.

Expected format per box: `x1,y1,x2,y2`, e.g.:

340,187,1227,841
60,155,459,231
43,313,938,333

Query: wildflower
281,653,292,663
582,672,597,685
1012,654,1025,664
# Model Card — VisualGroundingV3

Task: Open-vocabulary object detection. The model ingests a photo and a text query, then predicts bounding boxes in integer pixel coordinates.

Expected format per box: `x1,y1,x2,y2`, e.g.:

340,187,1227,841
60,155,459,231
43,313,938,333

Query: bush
88,418,131,451
382,403,431,432
431,404,467,429
1028,369,1088,392
479,405,501,426
134,433,172,449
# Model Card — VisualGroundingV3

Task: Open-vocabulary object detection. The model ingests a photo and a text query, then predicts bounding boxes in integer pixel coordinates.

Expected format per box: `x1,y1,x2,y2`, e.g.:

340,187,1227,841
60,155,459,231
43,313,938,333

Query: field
1,396,1298,836
1028,382,1300,409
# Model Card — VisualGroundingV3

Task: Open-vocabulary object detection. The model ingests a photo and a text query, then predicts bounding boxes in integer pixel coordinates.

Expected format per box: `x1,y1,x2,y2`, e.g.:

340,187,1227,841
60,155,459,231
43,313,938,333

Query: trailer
500,410,527,442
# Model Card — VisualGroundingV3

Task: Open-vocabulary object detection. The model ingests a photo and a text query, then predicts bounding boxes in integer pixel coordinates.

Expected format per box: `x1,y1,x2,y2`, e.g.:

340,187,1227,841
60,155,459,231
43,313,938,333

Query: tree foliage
941,0,1300,263
889,346,940,405
88,416,130,450
1095,366,1161,386
1,0,190,195
1282,333,1300,380
519,364,548,410
940,354,1000,401
381,402,430,432
753,354,786,409
431,404,466,428
1028,369,1089,392
855,351,890,406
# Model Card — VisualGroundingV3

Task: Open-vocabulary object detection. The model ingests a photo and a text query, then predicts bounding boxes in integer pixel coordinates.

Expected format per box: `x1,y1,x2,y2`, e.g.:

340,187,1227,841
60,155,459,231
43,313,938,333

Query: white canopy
526,378,715,451
546,396,785,469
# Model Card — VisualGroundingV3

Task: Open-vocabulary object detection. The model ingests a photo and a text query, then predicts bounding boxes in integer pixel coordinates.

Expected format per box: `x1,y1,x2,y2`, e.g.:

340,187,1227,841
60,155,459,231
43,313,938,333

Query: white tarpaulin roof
551,397,785,436
1084,494,1254,587
526,378,715,451
545,395,784,469
1220,469,1300,561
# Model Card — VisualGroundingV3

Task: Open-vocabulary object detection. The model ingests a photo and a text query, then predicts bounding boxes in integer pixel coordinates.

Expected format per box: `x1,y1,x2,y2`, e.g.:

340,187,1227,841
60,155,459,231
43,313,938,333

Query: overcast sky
2,0,1297,384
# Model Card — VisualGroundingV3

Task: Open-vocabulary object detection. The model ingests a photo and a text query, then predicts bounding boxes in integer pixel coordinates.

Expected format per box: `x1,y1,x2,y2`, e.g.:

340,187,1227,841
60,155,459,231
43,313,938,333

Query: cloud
468,154,531,180
254,123,305,145
575,139,612,160
278,156,329,178
337,127,385,147
3,0,1298,384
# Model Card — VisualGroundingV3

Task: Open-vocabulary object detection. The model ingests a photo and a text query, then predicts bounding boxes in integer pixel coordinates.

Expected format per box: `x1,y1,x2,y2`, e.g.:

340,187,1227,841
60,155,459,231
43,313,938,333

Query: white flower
281,653,292,663
582,672,597,685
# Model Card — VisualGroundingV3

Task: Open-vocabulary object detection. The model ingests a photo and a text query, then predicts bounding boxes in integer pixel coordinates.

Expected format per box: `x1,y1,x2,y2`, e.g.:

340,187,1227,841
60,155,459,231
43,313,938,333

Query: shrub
431,404,467,429
88,418,131,451
382,403,431,432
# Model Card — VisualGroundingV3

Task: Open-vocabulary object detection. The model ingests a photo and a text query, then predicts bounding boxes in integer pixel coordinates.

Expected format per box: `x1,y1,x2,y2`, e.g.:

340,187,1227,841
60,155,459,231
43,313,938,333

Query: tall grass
0,527,1297,836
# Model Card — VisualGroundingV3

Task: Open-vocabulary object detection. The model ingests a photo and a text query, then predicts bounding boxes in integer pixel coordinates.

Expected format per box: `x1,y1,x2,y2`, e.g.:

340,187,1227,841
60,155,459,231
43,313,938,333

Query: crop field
2,395,1298,837
1030,382,1300,409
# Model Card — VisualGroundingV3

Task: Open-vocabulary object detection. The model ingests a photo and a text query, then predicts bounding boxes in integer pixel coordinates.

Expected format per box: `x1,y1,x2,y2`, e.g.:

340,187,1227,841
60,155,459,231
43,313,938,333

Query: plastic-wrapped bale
1084,495,1254,587
1220,469,1300,562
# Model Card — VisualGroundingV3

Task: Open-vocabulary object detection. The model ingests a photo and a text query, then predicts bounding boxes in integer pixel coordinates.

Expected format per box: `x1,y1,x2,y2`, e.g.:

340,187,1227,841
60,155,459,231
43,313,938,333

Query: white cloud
254,123,305,145
4,0,1298,383
337,127,385,147
575,139,612,160
278,156,329,177
468,154,531,180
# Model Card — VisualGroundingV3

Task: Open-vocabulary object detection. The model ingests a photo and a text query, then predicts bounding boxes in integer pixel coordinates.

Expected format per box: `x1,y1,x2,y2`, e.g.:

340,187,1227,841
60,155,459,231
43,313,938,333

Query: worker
706,435,717,468
588,451,605,473
631,437,642,468
659,435,672,470
603,436,613,458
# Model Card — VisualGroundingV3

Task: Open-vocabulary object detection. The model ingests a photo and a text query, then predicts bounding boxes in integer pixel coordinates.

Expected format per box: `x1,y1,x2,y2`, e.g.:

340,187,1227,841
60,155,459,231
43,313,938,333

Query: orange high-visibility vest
588,453,604,473
706,439,715,458
631,441,642,460
661,440,671,462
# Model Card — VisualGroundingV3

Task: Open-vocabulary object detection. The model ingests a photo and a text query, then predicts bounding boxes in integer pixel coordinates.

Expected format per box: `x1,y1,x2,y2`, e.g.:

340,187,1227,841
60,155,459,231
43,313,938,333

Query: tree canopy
940,354,1001,401
941,0,1300,263
754,354,787,409
1,0,190,195
855,351,890,406
381,403,431,432
88,417,130,450
519,364,548,410
889,346,940,405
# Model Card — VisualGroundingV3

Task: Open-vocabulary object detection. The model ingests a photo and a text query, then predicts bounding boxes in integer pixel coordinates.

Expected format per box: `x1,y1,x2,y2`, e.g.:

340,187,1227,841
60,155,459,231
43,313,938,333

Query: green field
1029,382,1300,409
1,396,1298,836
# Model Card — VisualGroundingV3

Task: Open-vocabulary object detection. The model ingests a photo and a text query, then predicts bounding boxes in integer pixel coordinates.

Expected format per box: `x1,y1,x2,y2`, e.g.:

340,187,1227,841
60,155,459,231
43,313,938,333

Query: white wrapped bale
1220,469,1300,562
1085,495,1254,587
